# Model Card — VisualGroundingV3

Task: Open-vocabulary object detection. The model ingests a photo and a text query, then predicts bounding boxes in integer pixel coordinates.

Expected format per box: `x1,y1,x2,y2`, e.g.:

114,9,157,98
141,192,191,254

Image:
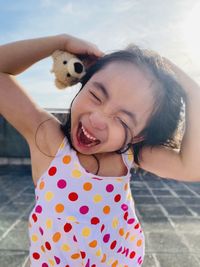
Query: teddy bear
51,50,86,89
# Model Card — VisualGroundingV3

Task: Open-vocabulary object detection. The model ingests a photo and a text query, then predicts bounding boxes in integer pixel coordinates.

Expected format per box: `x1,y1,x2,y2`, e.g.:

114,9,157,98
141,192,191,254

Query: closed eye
90,91,102,103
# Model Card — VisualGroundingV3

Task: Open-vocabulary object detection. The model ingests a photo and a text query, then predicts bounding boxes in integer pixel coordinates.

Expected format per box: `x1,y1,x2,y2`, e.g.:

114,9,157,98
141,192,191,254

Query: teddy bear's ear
52,50,65,60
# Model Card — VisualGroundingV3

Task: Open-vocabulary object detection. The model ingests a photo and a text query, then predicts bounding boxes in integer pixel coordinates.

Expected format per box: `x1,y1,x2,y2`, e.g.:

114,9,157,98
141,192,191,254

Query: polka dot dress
28,137,145,267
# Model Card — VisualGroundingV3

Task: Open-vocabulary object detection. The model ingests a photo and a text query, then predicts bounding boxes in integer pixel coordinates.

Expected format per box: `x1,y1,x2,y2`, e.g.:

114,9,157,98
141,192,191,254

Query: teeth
81,125,97,141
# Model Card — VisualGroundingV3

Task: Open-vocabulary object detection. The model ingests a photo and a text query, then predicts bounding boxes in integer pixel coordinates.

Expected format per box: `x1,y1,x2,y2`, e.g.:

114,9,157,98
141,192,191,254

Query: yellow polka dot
62,155,71,164
52,232,61,242
130,235,136,242
103,205,110,214
127,192,132,201
39,181,45,190
55,203,64,213
112,217,119,229
46,218,53,229
31,234,38,242
93,194,103,203
72,169,82,178
82,227,91,237
96,248,102,257
107,258,114,265
119,228,124,236
83,182,93,191
59,141,65,149
137,239,142,247
45,191,54,201
128,150,133,162
71,253,80,259
61,243,71,252
48,259,55,266
66,216,77,222
89,240,97,248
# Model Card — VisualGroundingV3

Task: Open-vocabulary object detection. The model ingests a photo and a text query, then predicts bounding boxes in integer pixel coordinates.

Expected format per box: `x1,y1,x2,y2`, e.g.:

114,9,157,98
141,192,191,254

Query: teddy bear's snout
74,62,83,74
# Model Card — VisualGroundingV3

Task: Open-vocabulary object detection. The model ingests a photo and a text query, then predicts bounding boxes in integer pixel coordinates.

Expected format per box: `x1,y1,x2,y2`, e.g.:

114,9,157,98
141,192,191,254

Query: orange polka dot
101,253,107,263
83,182,93,191
111,260,118,267
55,203,64,213
39,181,45,190
89,240,97,248
137,239,142,247
103,205,110,214
125,231,130,239
71,253,80,259
52,232,61,242
119,228,124,236
124,183,128,191
41,245,45,253
62,155,71,164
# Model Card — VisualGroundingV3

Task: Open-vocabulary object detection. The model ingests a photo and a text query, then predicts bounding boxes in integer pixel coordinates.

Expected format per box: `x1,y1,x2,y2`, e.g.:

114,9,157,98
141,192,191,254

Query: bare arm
0,34,102,142
139,60,200,182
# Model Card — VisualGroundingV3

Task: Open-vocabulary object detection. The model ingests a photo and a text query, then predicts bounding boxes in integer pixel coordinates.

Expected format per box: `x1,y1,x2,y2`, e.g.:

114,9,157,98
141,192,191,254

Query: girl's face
71,62,155,155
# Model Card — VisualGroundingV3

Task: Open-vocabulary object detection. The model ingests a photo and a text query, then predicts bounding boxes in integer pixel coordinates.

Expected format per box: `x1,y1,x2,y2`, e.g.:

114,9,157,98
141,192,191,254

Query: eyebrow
93,81,138,126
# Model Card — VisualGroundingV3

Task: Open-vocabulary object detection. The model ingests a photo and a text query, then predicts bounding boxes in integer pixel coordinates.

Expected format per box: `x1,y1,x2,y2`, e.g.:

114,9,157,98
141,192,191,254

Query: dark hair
60,45,186,165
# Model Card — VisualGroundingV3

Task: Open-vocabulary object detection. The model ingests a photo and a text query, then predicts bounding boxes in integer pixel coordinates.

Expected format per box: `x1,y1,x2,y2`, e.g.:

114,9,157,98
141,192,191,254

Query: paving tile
156,196,184,206
142,254,158,267
171,217,200,233
141,217,174,232
151,189,173,196
131,188,152,196
155,253,200,267
171,189,196,196
163,205,193,216
188,206,200,216
0,250,28,267
180,197,200,205
137,205,166,218
133,196,158,205
182,233,200,252
146,231,189,253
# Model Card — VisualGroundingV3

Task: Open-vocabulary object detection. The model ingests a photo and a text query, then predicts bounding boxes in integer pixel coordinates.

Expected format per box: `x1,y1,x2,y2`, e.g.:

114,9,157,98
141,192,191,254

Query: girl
0,34,200,267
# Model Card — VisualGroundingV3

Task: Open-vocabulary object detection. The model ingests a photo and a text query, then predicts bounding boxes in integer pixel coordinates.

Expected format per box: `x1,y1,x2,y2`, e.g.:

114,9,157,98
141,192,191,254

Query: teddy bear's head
51,50,86,89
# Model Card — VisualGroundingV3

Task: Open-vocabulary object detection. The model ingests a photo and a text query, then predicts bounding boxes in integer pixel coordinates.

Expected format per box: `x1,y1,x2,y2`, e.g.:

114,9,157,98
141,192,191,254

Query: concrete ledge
0,158,31,165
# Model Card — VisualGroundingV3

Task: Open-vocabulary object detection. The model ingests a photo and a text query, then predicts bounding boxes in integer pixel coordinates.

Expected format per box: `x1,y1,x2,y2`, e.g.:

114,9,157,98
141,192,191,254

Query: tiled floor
0,165,200,267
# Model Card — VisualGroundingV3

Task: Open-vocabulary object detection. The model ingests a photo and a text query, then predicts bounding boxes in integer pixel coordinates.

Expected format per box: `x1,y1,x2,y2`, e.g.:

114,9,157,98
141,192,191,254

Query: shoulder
28,112,66,185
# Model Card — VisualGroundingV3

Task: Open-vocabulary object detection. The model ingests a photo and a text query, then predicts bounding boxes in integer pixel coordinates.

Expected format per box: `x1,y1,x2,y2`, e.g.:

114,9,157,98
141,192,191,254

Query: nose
74,62,83,74
89,112,107,130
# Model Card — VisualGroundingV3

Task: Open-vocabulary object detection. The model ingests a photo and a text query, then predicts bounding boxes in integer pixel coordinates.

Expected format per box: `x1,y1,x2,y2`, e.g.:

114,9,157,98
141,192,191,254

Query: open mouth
77,122,101,147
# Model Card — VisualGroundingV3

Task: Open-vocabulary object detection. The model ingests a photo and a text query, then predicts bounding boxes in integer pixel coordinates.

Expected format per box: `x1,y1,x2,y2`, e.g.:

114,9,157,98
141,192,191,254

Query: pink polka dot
35,205,42,214
39,227,44,236
103,233,110,243
42,263,48,267
48,166,57,176
106,184,114,192
79,206,89,214
121,204,128,211
57,179,67,189
127,218,135,224
54,256,60,264
138,256,143,264
124,211,128,221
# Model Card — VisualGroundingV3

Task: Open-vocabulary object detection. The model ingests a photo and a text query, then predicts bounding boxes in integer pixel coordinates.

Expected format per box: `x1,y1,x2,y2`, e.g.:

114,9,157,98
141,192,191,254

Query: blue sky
1,0,200,109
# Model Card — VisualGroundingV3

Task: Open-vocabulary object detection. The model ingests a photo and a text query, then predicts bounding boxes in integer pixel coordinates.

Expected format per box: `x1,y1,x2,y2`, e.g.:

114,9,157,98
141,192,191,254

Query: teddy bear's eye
63,60,67,65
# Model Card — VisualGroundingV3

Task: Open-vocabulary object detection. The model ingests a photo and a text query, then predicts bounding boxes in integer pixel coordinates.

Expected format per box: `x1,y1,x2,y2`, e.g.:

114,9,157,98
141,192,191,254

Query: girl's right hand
61,34,104,68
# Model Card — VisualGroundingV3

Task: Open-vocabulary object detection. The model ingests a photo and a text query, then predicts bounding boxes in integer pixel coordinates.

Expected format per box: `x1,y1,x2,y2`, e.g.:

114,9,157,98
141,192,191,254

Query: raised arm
0,34,102,143
139,60,200,182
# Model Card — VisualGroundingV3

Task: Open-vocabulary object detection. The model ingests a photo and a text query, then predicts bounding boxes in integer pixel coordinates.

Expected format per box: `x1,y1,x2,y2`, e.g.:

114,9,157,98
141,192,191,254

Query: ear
132,135,145,144
52,50,65,59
